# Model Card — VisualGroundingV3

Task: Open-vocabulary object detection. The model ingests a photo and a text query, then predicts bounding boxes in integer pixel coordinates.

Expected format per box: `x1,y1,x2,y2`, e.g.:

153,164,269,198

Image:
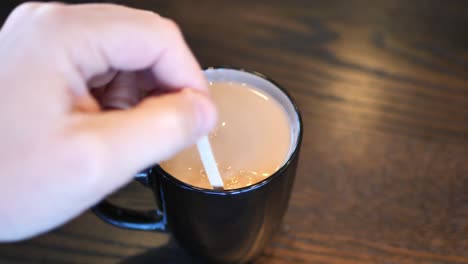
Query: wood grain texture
1,0,468,263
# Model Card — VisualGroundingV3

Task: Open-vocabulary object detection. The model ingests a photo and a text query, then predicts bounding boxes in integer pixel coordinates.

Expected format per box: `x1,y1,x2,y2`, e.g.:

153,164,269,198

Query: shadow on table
119,238,198,264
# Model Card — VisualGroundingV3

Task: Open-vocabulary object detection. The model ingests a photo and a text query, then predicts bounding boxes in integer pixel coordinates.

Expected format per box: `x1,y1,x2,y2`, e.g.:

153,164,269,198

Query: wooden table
1,0,468,263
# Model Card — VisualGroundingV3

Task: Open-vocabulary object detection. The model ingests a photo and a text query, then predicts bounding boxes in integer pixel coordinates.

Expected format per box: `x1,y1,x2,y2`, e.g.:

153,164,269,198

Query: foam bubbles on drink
197,164,269,189
200,169,207,177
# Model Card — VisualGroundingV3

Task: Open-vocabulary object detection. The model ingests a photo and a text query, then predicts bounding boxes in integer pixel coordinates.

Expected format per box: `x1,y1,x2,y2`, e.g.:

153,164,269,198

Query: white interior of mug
204,68,301,164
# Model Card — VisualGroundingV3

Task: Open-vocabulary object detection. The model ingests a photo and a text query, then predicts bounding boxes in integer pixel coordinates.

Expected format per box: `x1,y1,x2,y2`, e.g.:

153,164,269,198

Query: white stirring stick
196,136,224,190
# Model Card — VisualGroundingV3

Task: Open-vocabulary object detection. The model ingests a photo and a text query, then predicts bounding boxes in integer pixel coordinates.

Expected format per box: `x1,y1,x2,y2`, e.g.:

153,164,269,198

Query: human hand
0,2,216,241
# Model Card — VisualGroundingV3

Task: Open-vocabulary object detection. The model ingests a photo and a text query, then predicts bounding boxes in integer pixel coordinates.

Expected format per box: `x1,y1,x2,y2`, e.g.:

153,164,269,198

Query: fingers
88,70,118,88
7,2,207,94
72,89,217,187
100,72,140,109
88,70,118,106
99,70,159,109
91,70,161,109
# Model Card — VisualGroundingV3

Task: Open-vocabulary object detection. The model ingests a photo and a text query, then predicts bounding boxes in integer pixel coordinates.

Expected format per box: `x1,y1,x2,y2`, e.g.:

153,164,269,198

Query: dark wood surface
1,0,468,263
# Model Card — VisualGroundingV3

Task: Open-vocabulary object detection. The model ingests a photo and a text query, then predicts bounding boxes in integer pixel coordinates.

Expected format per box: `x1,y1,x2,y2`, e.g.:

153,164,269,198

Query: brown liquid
160,82,291,190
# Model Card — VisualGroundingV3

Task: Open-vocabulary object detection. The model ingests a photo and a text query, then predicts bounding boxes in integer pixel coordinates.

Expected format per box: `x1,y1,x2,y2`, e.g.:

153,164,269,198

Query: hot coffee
160,81,291,189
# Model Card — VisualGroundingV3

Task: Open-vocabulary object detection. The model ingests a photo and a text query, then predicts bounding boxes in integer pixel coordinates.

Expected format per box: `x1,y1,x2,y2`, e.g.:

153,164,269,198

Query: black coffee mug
93,67,303,264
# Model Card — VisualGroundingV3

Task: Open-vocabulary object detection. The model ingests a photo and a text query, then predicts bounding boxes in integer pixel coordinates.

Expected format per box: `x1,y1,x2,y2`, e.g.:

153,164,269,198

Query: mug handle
92,169,166,231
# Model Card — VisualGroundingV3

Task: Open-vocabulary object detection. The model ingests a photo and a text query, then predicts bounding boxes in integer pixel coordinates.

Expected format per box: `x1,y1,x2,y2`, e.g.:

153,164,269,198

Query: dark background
1,1,468,263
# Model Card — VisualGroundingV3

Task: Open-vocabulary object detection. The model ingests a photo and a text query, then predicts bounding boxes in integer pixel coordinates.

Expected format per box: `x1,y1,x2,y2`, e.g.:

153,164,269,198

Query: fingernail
184,89,217,136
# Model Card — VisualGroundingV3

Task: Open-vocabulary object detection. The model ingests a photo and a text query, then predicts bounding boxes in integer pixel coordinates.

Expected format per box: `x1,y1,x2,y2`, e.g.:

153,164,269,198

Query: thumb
76,89,217,188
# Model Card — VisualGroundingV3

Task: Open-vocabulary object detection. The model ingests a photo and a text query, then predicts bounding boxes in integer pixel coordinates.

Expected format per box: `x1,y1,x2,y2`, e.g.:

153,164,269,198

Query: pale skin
0,3,217,241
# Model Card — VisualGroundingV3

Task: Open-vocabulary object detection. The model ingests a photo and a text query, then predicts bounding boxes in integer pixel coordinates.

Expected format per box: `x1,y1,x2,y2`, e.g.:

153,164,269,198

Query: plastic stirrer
196,136,224,190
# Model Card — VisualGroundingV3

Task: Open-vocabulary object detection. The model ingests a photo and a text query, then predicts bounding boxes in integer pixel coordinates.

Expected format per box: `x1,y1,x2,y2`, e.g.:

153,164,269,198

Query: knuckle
4,2,68,43
161,17,183,39
5,2,42,26
142,9,162,20
30,2,67,25
11,2,40,16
